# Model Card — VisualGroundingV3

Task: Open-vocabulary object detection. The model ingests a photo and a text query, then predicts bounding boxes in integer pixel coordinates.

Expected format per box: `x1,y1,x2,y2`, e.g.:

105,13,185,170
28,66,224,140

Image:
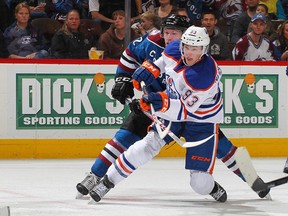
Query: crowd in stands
1,0,288,61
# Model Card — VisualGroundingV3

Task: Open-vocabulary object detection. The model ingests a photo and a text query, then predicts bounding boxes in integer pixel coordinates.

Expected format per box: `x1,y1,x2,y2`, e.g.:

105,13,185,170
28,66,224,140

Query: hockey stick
149,100,172,139
125,92,213,147
266,175,288,189
283,158,288,174
140,81,172,139
140,106,214,148
235,147,288,193
125,98,211,147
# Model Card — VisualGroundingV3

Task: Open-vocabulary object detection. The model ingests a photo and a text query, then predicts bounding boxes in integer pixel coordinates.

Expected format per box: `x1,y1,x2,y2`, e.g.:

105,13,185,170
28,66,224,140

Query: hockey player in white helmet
77,19,270,202
180,25,210,65
90,26,228,202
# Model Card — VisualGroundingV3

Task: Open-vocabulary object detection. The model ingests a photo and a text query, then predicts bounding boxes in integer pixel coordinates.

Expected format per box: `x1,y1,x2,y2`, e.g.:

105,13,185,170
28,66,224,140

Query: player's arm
112,35,151,104
139,68,218,121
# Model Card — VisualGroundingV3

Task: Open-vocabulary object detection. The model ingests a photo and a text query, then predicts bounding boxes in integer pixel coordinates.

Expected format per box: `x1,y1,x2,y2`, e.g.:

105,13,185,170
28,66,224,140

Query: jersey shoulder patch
163,40,182,61
147,33,165,48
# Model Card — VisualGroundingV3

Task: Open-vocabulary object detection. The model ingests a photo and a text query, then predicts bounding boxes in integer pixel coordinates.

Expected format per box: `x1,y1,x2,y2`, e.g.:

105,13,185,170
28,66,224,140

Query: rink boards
0,60,287,158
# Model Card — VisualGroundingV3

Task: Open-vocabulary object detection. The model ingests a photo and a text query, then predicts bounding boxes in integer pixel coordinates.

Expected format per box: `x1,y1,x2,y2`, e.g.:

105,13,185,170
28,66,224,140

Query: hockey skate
209,181,227,202
89,175,114,202
76,172,101,199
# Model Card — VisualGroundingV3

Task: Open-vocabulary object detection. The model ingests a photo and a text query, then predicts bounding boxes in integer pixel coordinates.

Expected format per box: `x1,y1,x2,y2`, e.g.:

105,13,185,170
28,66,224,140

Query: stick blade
157,120,172,139
182,134,214,148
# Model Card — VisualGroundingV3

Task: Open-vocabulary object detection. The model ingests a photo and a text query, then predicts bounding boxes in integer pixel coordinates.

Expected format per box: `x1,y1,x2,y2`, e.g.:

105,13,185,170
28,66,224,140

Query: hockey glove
141,92,170,112
128,99,143,115
111,75,134,105
132,60,160,91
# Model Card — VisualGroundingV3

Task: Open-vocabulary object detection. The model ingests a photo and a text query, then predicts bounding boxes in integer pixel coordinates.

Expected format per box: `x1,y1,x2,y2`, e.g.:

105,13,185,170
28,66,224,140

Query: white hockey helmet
180,26,210,58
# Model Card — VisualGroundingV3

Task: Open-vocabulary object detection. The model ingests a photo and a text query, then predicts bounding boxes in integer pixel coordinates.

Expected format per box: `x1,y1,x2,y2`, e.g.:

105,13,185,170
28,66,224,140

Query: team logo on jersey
166,76,178,99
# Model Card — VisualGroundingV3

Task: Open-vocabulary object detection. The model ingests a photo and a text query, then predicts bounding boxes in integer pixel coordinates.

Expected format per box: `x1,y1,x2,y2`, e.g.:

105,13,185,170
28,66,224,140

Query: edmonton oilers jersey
155,40,223,123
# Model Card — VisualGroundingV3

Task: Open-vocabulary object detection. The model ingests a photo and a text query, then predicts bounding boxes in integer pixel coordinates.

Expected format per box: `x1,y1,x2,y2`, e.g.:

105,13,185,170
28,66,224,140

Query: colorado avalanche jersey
116,30,163,74
116,30,166,92
154,40,223,123
232,34,275,61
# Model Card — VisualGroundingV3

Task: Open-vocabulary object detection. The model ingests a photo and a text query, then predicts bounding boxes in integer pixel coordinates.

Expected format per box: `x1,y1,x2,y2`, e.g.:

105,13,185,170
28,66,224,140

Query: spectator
231,0,260,43
232,13,275,61
48,0,87,22
214,0,243,21
260,0,286,20
281,0,288,17
251,3,276,37
0,30,9,58
26,0,48,19
89,0,142,31
50,9,97,58
9,0,49,21
201,10,232,60
176,0,213,25
142,0,157,13
271,20,288,60
98,10,137,59
132,11,161,36
213,0,244,40
176,7,191,24
152,0,178,23
3,2,49,59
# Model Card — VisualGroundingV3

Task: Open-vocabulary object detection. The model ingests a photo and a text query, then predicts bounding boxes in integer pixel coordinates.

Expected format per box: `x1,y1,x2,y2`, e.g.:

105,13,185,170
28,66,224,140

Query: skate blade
75,192,90,200
264,193,272,200
88,199,98,205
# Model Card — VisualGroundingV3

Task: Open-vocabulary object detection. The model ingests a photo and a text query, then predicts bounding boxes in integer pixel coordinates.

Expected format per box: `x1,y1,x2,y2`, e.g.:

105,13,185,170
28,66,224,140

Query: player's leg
88,122,183,202
89,130,166,202
184,123,227,202
76,112,151,197
189,170,227,202
217,129,245,180
217,128,270,198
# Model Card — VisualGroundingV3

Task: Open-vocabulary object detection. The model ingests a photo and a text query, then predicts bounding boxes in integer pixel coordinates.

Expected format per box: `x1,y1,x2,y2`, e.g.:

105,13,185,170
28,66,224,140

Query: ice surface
0,158,287,216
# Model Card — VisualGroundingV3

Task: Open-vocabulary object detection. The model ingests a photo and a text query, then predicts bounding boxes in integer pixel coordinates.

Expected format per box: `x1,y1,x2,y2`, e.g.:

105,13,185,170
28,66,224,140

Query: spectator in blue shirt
3,2,49,58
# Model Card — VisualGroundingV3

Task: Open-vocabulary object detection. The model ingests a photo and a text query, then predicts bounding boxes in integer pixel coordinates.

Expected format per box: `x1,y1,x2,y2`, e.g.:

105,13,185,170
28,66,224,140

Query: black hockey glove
128,99,143,115
111,75,134,105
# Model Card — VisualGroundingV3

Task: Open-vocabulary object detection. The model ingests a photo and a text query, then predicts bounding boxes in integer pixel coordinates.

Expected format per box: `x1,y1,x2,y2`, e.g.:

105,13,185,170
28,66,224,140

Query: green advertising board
16,73,278,129
221,74,278,128
16,73,130,129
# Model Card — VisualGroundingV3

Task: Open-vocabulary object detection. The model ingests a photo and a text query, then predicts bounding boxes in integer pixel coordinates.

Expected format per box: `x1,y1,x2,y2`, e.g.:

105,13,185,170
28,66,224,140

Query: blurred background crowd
1,0,288,61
